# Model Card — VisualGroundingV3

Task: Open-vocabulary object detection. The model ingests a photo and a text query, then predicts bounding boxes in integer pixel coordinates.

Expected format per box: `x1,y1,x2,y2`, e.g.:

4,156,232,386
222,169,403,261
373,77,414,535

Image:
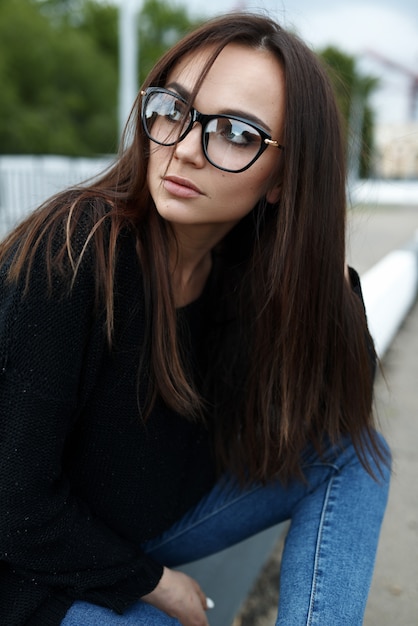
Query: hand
142,567,210,626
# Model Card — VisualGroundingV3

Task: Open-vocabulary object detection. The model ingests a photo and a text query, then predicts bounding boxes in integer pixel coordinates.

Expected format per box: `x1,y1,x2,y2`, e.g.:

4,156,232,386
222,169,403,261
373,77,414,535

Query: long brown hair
0,13,386,483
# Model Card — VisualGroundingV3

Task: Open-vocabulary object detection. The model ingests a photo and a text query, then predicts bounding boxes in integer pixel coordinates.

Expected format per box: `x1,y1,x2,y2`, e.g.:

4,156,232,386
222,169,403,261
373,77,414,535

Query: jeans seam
145,482,264,553
306,474,336,625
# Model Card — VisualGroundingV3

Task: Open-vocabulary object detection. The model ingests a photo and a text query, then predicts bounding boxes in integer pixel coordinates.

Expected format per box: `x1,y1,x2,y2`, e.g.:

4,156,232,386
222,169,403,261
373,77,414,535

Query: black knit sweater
0,227,216,625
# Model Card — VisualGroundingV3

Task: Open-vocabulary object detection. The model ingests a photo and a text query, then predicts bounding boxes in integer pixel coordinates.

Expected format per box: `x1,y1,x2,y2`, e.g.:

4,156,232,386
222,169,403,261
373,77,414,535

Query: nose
174,123,206,168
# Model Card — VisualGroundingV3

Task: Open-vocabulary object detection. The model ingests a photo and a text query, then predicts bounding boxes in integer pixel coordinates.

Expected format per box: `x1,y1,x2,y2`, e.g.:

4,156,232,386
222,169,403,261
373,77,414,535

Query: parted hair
0,13,386,483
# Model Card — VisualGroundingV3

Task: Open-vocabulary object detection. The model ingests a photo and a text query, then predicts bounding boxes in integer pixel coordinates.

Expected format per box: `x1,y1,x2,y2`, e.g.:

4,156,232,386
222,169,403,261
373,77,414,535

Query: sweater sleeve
347,265,377,379
347,266,365,306
0,237,163,616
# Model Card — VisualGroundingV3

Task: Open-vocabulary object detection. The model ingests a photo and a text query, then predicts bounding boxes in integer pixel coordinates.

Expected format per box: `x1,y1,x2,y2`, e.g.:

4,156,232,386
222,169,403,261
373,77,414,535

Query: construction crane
365,49,418,121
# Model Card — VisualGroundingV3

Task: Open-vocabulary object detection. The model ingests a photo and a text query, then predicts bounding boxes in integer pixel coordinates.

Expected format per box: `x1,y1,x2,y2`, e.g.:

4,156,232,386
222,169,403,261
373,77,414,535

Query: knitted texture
0,226,215,625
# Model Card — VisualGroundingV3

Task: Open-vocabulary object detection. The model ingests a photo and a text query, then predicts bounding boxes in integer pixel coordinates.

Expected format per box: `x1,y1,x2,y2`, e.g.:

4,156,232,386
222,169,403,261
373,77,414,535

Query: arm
0,243,162,614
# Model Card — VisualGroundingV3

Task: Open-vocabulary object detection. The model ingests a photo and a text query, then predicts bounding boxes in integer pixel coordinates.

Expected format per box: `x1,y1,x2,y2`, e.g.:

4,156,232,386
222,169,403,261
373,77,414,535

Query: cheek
148,144,172,173
220,165,272,196
216,178,267,218
147,151,169,195
239,169,273,202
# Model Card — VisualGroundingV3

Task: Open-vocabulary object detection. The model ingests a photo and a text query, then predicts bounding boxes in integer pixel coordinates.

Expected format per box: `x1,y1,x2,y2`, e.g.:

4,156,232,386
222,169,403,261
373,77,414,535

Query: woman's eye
166,98,187,123
220,121,256,146
230,130,251,145
168,106,184,122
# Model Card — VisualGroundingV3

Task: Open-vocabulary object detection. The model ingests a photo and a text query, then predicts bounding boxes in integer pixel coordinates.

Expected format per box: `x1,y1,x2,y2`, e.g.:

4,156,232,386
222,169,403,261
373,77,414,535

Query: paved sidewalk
352,203,418,623
364,300,418,625
346,203,418,274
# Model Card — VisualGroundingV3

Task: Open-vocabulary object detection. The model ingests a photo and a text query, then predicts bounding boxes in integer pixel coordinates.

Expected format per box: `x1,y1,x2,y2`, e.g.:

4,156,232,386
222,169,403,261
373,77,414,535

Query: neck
168,221,236,307
170,249,212,308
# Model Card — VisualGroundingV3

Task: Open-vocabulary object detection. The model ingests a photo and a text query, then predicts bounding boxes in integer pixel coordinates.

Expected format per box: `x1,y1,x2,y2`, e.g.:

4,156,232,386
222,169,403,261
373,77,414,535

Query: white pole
118,0,140,140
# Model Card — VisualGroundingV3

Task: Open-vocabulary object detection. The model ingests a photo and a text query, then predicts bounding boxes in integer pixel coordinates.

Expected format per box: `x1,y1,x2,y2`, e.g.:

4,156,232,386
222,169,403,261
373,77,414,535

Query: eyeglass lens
143,90,264,172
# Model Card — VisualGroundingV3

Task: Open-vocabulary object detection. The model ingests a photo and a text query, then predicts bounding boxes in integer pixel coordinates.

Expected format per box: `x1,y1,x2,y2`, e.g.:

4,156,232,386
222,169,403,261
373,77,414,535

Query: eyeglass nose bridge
179,107,213,144
175,108,220,167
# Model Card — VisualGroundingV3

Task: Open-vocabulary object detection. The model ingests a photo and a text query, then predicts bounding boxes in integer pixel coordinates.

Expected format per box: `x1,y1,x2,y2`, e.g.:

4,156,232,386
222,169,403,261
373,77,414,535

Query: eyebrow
165,81,272,133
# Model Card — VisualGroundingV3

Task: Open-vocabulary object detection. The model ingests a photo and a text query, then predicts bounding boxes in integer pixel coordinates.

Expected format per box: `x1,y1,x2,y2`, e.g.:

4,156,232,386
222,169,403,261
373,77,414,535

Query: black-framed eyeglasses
141,87,284,173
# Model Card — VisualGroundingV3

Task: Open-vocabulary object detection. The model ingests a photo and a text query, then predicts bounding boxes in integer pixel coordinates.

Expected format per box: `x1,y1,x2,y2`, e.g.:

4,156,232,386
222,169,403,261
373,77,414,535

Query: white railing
361,238,418,358
351,178,418,206
0,155,113,237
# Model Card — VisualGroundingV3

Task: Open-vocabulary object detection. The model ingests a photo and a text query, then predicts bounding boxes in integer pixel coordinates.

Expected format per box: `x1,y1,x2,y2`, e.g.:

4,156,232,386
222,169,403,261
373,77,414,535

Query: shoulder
346,265,365,308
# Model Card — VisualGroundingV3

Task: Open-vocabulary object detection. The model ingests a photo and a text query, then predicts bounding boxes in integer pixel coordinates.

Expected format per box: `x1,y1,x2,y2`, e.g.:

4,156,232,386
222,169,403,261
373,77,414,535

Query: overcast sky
182,0,418,124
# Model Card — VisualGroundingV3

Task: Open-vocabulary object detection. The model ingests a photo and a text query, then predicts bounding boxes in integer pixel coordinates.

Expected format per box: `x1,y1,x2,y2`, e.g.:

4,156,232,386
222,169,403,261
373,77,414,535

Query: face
146,43,285,241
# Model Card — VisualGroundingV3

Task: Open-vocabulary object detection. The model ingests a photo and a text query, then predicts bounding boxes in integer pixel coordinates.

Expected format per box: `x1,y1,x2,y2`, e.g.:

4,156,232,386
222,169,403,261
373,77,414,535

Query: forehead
166,43,285,133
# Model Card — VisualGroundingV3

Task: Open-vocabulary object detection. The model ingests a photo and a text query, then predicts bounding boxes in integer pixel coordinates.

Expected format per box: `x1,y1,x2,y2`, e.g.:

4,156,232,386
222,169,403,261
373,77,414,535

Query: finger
197,586,208,610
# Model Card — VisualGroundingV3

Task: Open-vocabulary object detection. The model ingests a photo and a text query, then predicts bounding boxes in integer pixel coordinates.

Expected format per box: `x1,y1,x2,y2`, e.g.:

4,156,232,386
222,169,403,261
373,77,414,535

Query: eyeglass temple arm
265,138,284,150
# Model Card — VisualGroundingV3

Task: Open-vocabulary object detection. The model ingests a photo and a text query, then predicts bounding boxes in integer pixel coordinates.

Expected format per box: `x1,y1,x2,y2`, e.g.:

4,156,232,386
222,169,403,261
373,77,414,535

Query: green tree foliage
0,0,119,155
73,1,119,63
138,0,202,85
0,0,378,169
0,0,201,156
319,46,379,178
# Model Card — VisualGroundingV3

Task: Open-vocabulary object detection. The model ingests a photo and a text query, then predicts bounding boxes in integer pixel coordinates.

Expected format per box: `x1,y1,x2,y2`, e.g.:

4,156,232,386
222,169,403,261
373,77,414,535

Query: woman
0,13,390,626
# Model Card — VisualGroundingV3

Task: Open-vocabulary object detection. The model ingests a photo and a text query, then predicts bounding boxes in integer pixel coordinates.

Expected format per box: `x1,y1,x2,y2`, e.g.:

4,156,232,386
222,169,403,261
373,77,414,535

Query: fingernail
206,597,215,609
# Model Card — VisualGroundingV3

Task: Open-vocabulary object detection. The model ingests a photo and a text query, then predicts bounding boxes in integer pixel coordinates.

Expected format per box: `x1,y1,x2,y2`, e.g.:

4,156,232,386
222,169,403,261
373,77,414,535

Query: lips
163,175,204,198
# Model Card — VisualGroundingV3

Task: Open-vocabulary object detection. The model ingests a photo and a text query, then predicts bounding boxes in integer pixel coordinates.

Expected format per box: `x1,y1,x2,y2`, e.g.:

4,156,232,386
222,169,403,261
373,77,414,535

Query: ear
265,183,281,204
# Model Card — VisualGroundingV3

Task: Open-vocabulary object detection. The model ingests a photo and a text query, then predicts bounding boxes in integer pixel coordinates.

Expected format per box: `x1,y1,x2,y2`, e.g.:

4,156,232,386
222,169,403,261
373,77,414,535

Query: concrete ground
234,203,418,625
350,203,418,625
364,296,418,625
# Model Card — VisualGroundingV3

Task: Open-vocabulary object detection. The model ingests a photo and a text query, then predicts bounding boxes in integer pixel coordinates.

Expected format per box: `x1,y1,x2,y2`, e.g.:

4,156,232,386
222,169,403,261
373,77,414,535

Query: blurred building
374,122,418,179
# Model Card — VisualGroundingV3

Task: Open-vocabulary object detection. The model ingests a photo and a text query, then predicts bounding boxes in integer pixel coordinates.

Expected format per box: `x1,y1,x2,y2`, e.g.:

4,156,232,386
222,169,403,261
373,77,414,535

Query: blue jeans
61,433,390,625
